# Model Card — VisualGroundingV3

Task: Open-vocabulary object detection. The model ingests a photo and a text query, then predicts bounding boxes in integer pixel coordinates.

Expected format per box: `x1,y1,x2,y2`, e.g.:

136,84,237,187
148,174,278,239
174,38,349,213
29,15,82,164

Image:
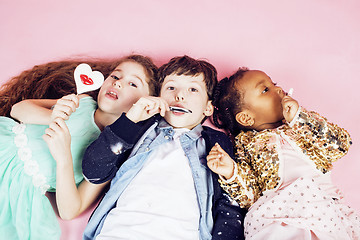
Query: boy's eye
167,86,175,90
273,82,278,86
111,75,120,80
129,82,137,88
189,88,198,92
262,87,269,94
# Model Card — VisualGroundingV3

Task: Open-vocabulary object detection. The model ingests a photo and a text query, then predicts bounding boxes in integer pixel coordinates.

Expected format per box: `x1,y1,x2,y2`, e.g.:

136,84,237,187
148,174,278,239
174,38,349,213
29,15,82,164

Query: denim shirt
83,114,246,240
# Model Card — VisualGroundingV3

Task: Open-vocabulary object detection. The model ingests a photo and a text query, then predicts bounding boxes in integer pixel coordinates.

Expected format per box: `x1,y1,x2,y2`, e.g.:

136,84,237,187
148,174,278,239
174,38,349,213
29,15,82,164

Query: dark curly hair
212,67,249,136
0,54,158,117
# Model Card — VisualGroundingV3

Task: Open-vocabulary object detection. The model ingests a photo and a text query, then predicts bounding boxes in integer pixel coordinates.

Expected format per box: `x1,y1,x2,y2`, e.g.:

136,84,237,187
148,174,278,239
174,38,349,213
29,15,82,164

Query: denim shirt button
145,147,150,152
164,135,170,140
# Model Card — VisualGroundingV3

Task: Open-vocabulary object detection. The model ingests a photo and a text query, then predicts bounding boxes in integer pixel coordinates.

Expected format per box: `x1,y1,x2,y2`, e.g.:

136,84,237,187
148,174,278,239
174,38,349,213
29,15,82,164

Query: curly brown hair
0,55,158,117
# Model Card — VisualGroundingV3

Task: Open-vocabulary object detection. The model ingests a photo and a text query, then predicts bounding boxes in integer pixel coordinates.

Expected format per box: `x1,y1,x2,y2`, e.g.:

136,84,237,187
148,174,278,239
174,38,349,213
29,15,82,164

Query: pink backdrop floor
1,1,359,239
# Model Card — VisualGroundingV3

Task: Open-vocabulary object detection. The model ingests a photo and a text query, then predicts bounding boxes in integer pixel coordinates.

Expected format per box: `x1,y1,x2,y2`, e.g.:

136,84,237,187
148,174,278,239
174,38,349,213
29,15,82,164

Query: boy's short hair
157,55,217,99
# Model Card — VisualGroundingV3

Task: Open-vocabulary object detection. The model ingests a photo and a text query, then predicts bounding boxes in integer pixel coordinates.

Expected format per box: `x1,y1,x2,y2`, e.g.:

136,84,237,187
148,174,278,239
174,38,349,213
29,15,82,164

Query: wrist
223,167,234,180
288,106,301,127
54,154,73,168
219,161,237,182
125,111,139,123
125,103,145,123
56,160,73,172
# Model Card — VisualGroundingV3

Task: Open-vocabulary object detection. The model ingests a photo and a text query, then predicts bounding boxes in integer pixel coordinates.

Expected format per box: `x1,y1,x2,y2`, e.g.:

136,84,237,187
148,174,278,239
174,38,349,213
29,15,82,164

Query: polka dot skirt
244,177,360,239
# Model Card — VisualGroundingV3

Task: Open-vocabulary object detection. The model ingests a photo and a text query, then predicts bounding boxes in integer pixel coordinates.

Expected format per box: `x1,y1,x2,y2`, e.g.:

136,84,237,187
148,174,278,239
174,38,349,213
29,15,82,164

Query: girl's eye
167,86,175,90
111,75,120,80
262,87,269,94
189,88,198,92
129,82,137,88
273,82,278,86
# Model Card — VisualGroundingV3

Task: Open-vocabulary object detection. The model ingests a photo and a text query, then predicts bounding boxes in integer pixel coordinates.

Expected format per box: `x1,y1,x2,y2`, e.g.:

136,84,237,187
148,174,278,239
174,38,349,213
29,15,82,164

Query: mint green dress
0,96,101,240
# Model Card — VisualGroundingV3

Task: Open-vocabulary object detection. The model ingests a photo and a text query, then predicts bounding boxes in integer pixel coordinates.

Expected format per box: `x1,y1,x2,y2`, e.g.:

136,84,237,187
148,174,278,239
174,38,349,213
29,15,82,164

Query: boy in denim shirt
82,56,246,240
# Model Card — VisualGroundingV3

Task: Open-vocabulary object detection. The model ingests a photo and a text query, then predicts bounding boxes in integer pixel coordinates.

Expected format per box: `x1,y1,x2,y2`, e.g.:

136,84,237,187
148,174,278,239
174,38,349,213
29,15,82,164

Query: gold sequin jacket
220,107,352,209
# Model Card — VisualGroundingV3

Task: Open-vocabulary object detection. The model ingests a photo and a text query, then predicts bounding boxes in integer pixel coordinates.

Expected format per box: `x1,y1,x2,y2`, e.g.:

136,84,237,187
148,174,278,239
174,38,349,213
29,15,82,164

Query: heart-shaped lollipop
74,63,104,94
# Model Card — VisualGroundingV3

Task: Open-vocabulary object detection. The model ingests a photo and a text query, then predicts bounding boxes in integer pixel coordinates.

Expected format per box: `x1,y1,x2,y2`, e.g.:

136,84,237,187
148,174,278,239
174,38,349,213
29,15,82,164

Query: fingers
53,117,68,130
282,96,292,113
44,118,69,138
51,94,79,120
144,99,161,115
207,150,227,176
127,96,170,123
52,106,71,120
207,143,225,162
282,95,297,105
42,133,50,143
208,143,226,156
282,95,292,103
139,97,169,116
44,122,59,137
214,143,227,154
207,158,219,170
62,94,80,108
282,96,299,122
207,143,236,179
158,98,169,117
206,153,222,161
43,118,71,160
282,96,293,111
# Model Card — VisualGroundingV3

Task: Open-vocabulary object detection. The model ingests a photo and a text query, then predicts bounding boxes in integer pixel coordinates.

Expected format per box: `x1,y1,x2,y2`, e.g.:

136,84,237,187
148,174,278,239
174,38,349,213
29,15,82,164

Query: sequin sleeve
219,162,259,208
219,131,266,209
286,107,352,172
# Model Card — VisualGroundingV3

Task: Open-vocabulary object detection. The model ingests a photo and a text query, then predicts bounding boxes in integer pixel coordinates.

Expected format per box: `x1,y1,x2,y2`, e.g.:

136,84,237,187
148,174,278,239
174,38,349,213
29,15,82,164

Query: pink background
1,0,359,239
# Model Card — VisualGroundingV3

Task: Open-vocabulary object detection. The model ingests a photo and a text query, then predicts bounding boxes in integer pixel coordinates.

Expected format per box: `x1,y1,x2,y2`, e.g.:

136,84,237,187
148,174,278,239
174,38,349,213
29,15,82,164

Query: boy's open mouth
169,106,192,113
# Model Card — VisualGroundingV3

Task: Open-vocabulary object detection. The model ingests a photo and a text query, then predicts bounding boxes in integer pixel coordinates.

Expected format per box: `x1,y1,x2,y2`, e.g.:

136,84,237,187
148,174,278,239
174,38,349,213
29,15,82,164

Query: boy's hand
43,117,72,164
207,143,235,180
126,96,169,123
51,94,79,122
282,95,299,123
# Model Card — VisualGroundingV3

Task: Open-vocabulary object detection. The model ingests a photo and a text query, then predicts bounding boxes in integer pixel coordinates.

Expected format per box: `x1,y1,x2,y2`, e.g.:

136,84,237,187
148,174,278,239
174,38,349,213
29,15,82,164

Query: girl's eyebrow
113,69,145,86
164,79,175,83
255,79,266,88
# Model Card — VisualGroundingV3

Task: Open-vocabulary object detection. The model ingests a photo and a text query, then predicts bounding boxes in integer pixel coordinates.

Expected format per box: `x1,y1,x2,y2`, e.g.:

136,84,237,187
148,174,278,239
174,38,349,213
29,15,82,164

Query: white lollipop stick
169,106,192,113
288,88,294,97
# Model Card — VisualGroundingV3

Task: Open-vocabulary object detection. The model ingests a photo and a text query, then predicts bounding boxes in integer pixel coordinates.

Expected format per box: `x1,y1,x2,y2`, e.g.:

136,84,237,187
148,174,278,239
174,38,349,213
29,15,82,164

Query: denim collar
157,119,203,142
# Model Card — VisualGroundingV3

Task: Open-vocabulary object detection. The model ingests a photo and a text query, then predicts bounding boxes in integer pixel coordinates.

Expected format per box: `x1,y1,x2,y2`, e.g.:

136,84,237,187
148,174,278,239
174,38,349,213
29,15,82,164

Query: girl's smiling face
236,70,286,131
97,61,150,117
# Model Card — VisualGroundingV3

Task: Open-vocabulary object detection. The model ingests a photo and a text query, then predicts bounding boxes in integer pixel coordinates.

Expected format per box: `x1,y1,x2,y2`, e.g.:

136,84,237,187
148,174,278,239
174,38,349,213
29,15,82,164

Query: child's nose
113,80,122,89
175,95,184,101
174,89,186,101
175,90,185,101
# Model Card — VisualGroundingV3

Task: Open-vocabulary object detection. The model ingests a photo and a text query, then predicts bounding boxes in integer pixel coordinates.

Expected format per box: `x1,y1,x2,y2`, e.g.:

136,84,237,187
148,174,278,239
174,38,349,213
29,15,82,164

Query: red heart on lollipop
74,63,104,94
